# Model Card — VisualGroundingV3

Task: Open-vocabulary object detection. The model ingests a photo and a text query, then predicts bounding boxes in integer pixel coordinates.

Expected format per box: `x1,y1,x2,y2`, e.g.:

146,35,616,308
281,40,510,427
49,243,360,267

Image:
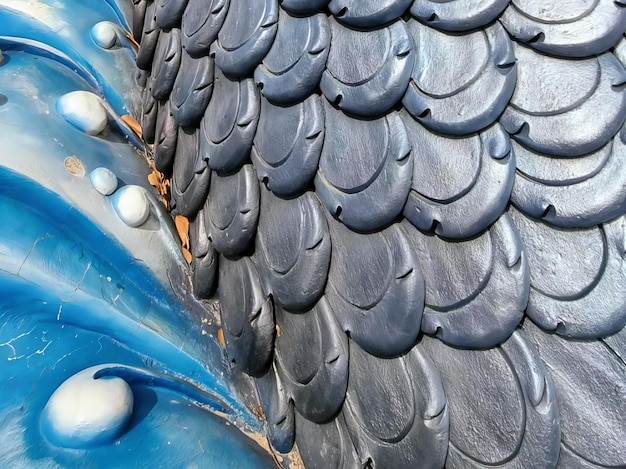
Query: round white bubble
41,365,133,448
91,22,119,49
57,91,108,136
90,167,118,195
112,185,151,227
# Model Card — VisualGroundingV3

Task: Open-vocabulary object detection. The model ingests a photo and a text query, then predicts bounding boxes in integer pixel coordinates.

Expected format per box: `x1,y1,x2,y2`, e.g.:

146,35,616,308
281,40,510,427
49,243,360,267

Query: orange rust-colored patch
216,327,226,348
276,324,282,338
120,114,142,139
147,160,170,209
125,32,140,52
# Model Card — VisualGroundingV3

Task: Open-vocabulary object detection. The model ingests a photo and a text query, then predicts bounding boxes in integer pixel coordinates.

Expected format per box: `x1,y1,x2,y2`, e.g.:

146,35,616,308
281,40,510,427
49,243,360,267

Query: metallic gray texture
321,19,414,117
182,0,229,57
251,95,324,196
171,51,214,128
204,164,260,258
254,11,330,106
134,0,626,466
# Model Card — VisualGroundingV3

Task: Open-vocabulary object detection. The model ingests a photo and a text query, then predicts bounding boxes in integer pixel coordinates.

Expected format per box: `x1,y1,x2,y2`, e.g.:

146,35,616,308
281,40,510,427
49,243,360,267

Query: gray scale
251,95,324,196
211,0,278,78
204,164,259,258
402,215,529,349
500,0,626,58
295,413,360,469
155,0,188,30
181,0,229,58
315,102,412,232
171,126,211,217
523,320,626,468
410,0,510,32
403,20,517,135
218,256,274,377
328,0,413,28
274,298,348,423
511,209,626,339
254,10,330,106
140,82,158,144
150,28,182,101
321,18,414,118
136,1,160,70
153,100,178,176
254,187,330,311
131,0,147,42
128,0,626,466
512,133,626,228
171,50,214,128
500,45,626,157
422,332,560,469
325,216,424,357
343,341,449,469
615,35,626,68
255,364,295,453
200,68,260,174
189,208,218,299
280,0,329,15
136,68,149,89
401,112,515,239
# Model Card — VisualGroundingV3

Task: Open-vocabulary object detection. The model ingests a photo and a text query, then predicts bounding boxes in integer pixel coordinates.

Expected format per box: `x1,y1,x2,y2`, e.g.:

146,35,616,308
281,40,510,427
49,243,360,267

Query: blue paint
0,3,274,466
0,0,138,116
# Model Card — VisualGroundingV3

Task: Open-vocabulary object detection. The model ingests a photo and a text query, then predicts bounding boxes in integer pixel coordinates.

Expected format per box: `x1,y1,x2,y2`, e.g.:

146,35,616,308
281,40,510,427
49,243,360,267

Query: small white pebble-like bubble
91,22,118,49
57,91,108,136
90,167,118,195
41,365,133,449
112,185,151,227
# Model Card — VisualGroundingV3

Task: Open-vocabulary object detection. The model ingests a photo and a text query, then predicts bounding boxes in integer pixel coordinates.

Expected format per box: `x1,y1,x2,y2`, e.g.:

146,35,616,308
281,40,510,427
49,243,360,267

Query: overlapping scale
211,0,278,78
130,0,626,466
181,0,229,57
410,0,510,32
342,341,449,468
401,113,515,239
188,208,218,299
171,126,211,217
200,68,260,174
218,256,274,377
136,1,160,70
321,18,414,117
255,188,330,311
255,364,295,453
500,0,626,58
150,28,182,100
511,209,626,339
153,100,178,176
274,299,348,423
500,45,626,157
204,164,260,258
140,82,158,144
403,215,528,349
512,131,626,228
524,320,626,468
254,10,330,106
404,20,516,135
171,50,214,128
295,413,360,469
328,0,413,28
251,95,324,196
325,217,424,357
315,102,412,232
280,0,330,15
155,0,188,30
422,332,560,468
131,0,148,42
